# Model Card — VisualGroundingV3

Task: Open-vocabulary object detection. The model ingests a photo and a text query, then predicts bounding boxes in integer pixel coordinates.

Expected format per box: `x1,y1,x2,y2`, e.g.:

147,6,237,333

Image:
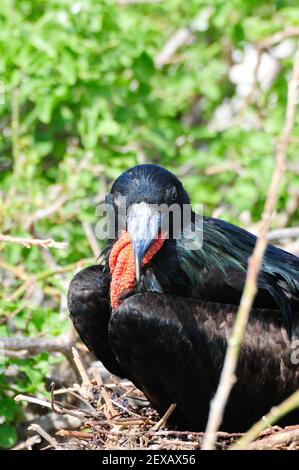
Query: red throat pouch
109,231,164,310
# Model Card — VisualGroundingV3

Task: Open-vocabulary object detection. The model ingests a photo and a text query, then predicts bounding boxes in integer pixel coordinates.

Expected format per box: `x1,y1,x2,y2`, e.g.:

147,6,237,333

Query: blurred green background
0,0,299,448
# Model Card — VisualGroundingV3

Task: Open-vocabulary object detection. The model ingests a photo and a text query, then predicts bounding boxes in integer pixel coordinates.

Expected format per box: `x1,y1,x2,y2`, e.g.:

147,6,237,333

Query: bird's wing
177,216,299,334
109,293,299,430
67,264,125,377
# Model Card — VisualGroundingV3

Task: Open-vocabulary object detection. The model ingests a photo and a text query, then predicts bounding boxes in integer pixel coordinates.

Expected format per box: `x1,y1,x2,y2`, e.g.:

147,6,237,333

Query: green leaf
0,397,18,422
0,424,17,449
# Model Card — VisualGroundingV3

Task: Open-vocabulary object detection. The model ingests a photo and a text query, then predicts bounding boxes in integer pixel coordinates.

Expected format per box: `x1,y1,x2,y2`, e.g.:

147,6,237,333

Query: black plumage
68,164,299,431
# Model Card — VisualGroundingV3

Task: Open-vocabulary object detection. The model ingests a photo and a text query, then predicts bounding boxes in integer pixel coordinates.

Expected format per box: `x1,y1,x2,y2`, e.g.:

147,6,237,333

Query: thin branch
12,435,41,450
154,10,211,68
247,428,299,450
0,334,80,378
267,226,299,242
0,334,73,355
91,367,118,419
257,27,299,50
0,234,68,250
28,424,62,449
231,390,299,450
72,347,90,389
15,394,89,421
151,404,177,431
202,44,299,450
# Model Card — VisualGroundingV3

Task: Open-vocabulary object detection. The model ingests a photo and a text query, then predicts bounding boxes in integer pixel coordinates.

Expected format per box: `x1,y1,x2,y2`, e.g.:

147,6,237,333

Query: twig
202,44,299,450
257,27,299,50
91,368,118,419
267,226,299,242
56,429,92,440
151,404,177,431
248,428,299,450
15,394,89,420
0,234,68,250
72,347,90,392
0,334,73,356
12,435,41,450
110,399,145,419
0,334,80,379
28,424,62,449
155,27,194,68
231,390,299,450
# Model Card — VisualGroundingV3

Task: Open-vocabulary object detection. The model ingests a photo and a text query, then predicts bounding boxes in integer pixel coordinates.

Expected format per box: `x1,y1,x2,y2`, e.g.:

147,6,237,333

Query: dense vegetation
0,0,299,448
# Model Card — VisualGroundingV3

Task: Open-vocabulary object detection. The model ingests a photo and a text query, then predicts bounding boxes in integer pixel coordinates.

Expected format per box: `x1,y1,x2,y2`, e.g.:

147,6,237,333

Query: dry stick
15,394,87,420
56,429,93,440
71,347,90,398
91,367,118,419
248,428,299,451
0,334,80,380
231,390,299,450
28,424,62,449
155,10,208,68
0,334,73,355
267,226,299,241
12,435,41,450
0,233,68,250
258,27,299,50
201,45,299,450
151,404,177,431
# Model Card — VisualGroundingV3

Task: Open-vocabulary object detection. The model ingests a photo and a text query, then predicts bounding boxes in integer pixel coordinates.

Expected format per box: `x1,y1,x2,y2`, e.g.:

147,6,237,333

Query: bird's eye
170,187,177,202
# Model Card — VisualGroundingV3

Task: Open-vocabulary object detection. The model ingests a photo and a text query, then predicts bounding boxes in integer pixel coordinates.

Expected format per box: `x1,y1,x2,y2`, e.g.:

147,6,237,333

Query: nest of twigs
15,348,299,451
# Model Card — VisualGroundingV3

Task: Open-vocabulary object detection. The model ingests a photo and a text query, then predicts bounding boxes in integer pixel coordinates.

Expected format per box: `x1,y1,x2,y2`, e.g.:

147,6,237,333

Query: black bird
68,164,299,431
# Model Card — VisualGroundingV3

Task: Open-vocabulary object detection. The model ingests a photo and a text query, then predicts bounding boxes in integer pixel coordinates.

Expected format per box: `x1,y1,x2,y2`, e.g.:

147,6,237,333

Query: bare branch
28,424,61,448
155,27,194,67
247,428,299,450
151,404,177,431
0,334,73,355
12,435,41,450
267,226,299,242
15,394,90,421
0,334,81,379
0,234,68,250
202,44,299,450
258,27,299,50
72,347,90,390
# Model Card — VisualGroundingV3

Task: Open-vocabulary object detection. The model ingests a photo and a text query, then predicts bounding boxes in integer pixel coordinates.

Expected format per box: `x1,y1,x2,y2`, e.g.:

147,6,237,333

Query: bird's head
106,164,190,282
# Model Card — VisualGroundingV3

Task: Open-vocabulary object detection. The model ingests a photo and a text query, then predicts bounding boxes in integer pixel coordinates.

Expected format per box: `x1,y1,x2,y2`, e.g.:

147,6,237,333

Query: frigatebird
68,164,299,431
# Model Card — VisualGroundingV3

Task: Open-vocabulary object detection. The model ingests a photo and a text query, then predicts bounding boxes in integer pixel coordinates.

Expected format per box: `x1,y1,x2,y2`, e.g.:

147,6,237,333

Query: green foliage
0,0,299,447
